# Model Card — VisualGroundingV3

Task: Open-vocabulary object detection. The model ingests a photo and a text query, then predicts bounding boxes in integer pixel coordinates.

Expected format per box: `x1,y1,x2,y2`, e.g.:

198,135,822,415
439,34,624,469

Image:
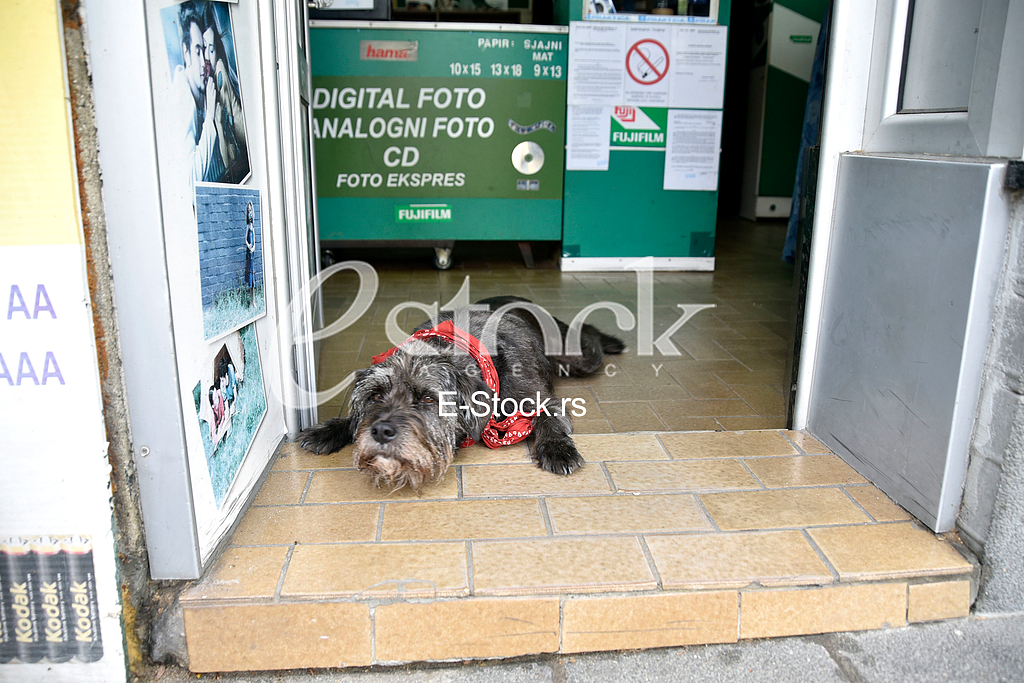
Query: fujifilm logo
360,40,418,62
396,204,452,222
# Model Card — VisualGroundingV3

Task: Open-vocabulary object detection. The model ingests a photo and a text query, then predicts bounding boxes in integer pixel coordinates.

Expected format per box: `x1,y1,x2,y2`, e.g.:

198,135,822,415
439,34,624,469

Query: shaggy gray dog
297,296,623,491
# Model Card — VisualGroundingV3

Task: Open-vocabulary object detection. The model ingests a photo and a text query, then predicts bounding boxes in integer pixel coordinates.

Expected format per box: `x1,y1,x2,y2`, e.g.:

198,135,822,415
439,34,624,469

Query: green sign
311,27,567,241
609,107,668,149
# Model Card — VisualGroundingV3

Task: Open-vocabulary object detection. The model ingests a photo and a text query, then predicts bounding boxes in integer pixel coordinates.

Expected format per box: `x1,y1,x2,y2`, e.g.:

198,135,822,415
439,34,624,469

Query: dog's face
347,341,491,491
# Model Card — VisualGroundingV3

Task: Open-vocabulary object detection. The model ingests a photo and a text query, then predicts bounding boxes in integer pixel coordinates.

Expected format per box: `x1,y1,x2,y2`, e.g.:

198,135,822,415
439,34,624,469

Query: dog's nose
371,421,397,444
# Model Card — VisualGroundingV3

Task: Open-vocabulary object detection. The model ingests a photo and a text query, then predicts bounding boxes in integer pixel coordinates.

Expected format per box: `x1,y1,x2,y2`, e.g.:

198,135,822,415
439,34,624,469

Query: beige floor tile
455,442,532,465
717,416,788,431
572,434,670,461
380,498,547,541
678,339,738,361
472,537,657,595
654,415,725,432
545,494,712,534
461,463,612,497
783,430,831,454
607,459,760,493
646,531,833,590
739,583,907,639
184,602,372,671
844,485,914,521
304,468,458,503
660,430,798,459
700,488,871,530
281,542,468,599
562,591,738,653
744,455,868,488
908,581,971,623
598,402,669,431
593,385,691,402
181,546,290,602
730,384,787,416
571,418,615,434
230,504,379,545
807,523,973,580
651,399,757,421
678,374,741,400
253,470,310,505
273,441,353,470
374,598,559,663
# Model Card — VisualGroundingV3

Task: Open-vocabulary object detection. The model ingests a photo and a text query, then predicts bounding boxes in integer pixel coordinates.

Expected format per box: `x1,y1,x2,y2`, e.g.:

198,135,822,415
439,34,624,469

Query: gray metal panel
85,0,201,578
808,154,1007,532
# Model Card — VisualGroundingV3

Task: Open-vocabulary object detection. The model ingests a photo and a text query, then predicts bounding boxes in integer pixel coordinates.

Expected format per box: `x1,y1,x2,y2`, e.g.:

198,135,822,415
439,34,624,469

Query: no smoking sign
626,39,669,85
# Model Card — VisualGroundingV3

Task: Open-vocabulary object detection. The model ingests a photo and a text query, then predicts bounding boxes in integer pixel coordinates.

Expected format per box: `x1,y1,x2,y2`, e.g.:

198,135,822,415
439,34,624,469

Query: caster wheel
433,248,453,270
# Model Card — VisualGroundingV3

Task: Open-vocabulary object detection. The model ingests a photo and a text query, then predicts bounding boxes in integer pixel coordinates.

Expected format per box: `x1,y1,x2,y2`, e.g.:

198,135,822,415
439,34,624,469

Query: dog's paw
296,417,352,455
534,439,584,475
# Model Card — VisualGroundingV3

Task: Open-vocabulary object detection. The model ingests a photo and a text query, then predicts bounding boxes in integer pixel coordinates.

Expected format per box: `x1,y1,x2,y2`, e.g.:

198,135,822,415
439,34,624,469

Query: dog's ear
456,373,492,443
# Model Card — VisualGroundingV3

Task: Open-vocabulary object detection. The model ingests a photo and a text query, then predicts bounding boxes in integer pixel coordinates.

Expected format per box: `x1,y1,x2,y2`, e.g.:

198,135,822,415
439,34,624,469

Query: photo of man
162,0,250,187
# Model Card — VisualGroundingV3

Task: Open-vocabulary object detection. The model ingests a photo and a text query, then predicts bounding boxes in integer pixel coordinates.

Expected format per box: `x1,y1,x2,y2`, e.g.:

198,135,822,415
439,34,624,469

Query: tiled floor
180,221,975,671
313,219,796,430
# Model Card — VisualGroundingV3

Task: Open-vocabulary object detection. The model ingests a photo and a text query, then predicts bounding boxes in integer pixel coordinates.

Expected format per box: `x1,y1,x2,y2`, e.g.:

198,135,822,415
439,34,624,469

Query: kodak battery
61,536,103,662
31,536,73,663
0,540,14,663
1,537,44,663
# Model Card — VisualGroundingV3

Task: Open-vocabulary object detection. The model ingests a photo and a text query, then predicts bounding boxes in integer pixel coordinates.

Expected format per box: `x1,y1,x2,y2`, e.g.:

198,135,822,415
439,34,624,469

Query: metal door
792,0,1023,531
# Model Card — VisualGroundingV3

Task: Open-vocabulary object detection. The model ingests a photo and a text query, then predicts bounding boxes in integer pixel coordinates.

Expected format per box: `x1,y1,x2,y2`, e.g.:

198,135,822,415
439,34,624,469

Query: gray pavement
156,613,1024,683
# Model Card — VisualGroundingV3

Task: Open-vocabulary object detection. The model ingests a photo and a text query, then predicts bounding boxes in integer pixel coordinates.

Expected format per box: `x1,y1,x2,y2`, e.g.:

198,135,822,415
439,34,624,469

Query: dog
297,296,624,491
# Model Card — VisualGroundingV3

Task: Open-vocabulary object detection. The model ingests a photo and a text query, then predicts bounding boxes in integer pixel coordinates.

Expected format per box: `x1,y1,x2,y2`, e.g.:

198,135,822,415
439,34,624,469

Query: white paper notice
669,25,728,110
568,22,626,106
566,105,612,171
623,26,673,107
664,109,723,191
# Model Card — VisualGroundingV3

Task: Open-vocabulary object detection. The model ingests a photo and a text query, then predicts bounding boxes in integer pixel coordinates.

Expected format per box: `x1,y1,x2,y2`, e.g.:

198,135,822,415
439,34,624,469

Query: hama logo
396,204,452,222
360,40,418,62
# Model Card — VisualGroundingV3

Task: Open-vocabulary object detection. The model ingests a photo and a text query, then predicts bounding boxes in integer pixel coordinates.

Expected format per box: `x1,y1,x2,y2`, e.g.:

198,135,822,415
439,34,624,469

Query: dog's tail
599,332,625,355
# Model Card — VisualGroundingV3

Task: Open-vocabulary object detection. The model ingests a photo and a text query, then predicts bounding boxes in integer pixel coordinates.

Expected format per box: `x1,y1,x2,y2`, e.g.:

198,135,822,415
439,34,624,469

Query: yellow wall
0,0,81,246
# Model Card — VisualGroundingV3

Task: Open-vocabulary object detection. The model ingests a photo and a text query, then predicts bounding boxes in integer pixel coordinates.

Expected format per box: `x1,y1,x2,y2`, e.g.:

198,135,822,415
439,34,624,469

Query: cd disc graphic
511,141,545,175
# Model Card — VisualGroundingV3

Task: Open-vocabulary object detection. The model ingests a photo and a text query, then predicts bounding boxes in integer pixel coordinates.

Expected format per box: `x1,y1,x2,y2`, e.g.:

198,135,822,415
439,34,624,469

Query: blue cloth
783,6,830,263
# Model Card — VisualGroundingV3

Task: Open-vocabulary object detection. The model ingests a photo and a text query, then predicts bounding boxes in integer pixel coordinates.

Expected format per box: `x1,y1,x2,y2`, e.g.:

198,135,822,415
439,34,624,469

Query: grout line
225,519,922,549
466,540,475,596
456,465,464,499
801,528,841,583
840,486,879,522
737,591,743,641
273,544,297,601
779,430,807,455
638,535,664,590
692,494,723,532
370,605,376,664
246,482,881,507
299,471,314,505
738,459,768,490
539,498,554,536
376,502,385,542
599,461,617,492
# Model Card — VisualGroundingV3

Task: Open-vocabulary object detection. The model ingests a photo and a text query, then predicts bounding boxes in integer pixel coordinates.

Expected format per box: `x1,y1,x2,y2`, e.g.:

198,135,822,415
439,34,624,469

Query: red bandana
371,320,533,449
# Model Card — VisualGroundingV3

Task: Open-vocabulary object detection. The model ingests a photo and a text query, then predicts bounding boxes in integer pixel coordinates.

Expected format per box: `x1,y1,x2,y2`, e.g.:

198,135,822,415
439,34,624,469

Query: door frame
792,0,1024,431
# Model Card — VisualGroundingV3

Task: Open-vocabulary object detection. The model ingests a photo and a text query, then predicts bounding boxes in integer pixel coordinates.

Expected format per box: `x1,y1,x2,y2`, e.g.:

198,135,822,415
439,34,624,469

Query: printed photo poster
158,0,250,188
195,184,265,340
146,0,286,564
192,323,267,507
